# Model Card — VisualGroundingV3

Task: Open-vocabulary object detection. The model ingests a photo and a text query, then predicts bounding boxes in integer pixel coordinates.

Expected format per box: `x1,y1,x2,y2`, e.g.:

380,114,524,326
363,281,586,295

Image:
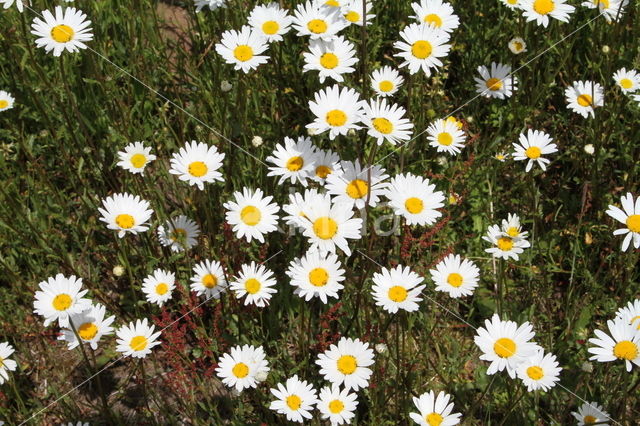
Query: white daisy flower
288,250,346,303
33,274,91,328
341,0,375,26
292,1,347,41
248,2,292,42
426,118,466,155
605,192,640,251
474,62,518,99
215,344,270,392
0,0,25,13
409,390,462,426
303,36,359,83
325,159,389,210
311,148,342,184
0,90,15,112
316,337,375,391
495,152,509,162
190,259,228,299
370,66,404,97
169,140,225,190
512,129,558,172
317,385,358,425
615,299,640,331
269,375,318,423
266,136,317,186
508,37,527,54
385,173,445,226
588,317,640,372
371,265,426,314
223,187,280,243
571,401,611,426
115,318,161,359
116,141,156,175
141,269,175,307
282,189,327,229
157,215,200,252
483,224,531,260
230,261,278,307
30,6,93,56
473,313,541,378
58,303,115,350
612,67,639,93
0,342,17,385
501,0,522,9
565,80,604,118
430,254,480,298
215,25,269,73
394,23,451,76
306,84,365,140
500,213,529,240
301,197,363,256
194,0,226,12
520,0,575,27
98,193,154,238
516,350,562,392
410,0,460,33
362,98,414,146
581,0,628,22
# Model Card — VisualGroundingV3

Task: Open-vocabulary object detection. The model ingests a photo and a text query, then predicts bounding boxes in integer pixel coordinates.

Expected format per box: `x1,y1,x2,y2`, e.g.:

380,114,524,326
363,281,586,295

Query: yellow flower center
240,205,262,226
446,116,463,129
584,415,597,424
426,412,444,426
507,0,518,4
155,283,169,295
130,153,147,168
309,268,329,287
372,117,394,134
51,24,74,43
170,228,186,241
513,41,524,51
577,94,593,107
486,78,503,91
337,354,357,374
346,179,369,199
233,45,254,62
316,165,332,179
437,132,453,146
597,0,610,7
411,40,433,59
388,285,408,302
526,365,544,380
494,337,517,358
405,197,424,214
244,278,261,294
326,109,347,126
619,78,633,89
286,156,304,171
447,273,464,288
286,394,302,410
497,237,514,251
329,399,345,413
52,294,73,311
202,274,218,289
626,215,640,233
525,146,542,159
313,217,338,239
506,227,520,237
115,213,135,229
130,335,148,351
424,13,443,27
533,0,555,14
0,100,8,109
188,161,208,177
232,362,249,378
78,322,98,340
262,20,280,35
613,340,638,360
345,11,361,23
325,0,339,6
320,52,339,69
307,19,328,34
379,80,394,92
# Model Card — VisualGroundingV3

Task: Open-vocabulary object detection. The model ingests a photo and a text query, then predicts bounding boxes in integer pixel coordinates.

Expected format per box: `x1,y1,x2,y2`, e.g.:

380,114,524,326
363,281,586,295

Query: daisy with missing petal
341,0,375,26
588,318,640,372
267,136,316,186
224,187,280,243
571,402,610,426
311,148,342,184
283,189,327,229
230,261,278,307
483,224,531,260
394,23,451,76
194,0,226,12
430,254,480,298
565,80,604,118
98,193,153,238
512,129,558,172
288,251,345,304
516,350,562,392
325,160,388,210
612,67,639,93
426,118,466,155
0,91,15,112
215,26,269,73
474,62,517,99
500,213,529,240
31,7,93,56
301,197,363,256
33,274,91,328
157,215,200,252
508,37,527,54
58,304,115,350
115,318,161,359
474,314,541,378
316,337,375,391
292,1,347,41
303,36,359,83
371,265,425,314
169,140,225,190
385,173,445,226
216,344,270,393
190,259,228,299
520,0,575,27
317,385,358,425
370,66,404,98
582,0,628,22
1,0,25,12
269,375,318,423
605,192,640,251
248,2,292,42
117,141,156,175
409,390,462,426
501,0,522,9
615,299,640,331
0,342,17,385
141,269,175,307
306,84,365,140
410,0,460,33
362,98,414,146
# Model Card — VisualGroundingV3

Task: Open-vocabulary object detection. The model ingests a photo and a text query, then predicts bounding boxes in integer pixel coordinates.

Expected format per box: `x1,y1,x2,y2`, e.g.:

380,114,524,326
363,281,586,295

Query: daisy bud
602,45,610,54
220,80,233,92
584,144,595,155
437,156,448,166
347,128,357,137
112,265,125,277
251,136,264,147
255,370,269,382
374,343,387,354
307,127,319,136
581,362,593,373
466,116,474,123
